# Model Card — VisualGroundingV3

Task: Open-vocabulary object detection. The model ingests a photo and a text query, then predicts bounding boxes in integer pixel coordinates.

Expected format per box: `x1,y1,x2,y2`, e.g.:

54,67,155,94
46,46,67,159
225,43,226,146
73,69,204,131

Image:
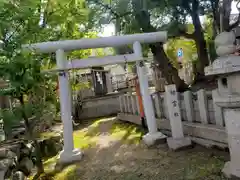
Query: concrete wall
77,92,124,120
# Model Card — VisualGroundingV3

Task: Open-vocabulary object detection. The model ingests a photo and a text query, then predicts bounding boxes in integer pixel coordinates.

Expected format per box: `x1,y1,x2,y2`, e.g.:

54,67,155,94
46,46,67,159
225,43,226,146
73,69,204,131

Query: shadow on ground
39,117,229,180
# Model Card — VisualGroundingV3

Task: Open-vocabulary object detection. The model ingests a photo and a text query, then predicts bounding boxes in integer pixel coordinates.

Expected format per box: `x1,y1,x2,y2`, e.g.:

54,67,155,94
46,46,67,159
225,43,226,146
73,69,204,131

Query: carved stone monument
165,84,192,150
205,31,240,179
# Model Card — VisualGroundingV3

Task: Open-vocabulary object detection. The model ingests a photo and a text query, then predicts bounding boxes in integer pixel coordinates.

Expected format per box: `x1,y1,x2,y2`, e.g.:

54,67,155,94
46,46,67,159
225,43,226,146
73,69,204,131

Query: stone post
205,31,240,179
165,85,191,150
183,91,194,122
197,89,209,124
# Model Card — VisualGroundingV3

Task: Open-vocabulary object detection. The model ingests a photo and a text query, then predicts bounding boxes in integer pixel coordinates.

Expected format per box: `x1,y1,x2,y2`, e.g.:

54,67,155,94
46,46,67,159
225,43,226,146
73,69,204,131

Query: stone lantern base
223,161,240,179
204,31,240,180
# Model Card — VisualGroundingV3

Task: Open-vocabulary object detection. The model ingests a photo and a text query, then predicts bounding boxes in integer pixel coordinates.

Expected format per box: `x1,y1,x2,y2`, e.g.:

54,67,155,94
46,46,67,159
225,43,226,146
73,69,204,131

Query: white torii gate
23,32,167,164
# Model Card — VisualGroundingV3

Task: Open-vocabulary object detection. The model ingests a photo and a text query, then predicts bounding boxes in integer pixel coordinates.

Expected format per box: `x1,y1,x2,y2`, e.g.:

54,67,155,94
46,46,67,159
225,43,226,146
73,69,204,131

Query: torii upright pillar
56,49,83,163
133,42,166,146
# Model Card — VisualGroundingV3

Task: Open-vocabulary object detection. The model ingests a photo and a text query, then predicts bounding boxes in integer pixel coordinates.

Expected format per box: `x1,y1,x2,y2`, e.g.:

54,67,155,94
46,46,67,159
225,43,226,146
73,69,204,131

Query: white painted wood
23,32,167,53
125,95,129,113
184,91,194,122
121,96,125,112
212,90,224,126
131,95,137,114
119,96,123,113
123,95,127,113
165,84,184,139
124,95,128,113
134,42,158,133
197,89,209,124
56,49,74,153
127,95,131,113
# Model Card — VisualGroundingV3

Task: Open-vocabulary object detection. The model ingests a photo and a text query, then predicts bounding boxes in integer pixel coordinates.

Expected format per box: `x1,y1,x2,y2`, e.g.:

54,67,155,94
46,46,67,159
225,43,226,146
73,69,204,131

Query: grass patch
53,164,77,180
73,117,144,149
183,156,225,179
110,122,144,144
30,117,227,180
36,117,145,179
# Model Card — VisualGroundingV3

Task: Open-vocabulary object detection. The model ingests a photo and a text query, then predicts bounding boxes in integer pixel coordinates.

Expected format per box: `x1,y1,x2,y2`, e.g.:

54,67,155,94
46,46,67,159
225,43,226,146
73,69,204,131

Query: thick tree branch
181,0,192,14
41,0,49,28
118,11,132,18
190,0,203,35
110,11,132,21
95,1,119,18
228,1,240,30
4,23,22,42
210,0,220,34
169,6,194,39
168,21,195,39
191,0,200,20
222,0,233,31
229,13,240,30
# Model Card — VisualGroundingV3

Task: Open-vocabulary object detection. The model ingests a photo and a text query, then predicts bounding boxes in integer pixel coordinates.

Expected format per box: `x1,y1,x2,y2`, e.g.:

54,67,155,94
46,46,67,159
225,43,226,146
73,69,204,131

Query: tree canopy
86,0,240,89
2,0,238,91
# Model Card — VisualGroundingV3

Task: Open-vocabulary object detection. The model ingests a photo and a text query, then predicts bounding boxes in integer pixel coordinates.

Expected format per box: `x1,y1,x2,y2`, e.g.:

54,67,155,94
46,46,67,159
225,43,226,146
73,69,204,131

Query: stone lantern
205,31,240,179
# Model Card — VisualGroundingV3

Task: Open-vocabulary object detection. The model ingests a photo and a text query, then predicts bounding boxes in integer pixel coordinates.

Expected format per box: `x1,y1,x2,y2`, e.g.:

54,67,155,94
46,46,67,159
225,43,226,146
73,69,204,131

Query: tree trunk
19,96,44,176
222,0,233,31
191,0,209,79
210,0,220,35
131,0,187,91
150,43,188,92
208,40,217,62
193,34,209,78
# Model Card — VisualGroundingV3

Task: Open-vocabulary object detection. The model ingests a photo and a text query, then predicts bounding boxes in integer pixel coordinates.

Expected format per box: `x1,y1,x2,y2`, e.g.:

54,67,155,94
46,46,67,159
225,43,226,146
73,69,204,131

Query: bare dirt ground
43,117,229,180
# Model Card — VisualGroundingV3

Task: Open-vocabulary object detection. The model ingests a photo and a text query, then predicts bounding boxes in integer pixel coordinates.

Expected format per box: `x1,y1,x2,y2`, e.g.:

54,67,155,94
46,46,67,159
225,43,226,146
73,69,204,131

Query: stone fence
118,89,228,148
